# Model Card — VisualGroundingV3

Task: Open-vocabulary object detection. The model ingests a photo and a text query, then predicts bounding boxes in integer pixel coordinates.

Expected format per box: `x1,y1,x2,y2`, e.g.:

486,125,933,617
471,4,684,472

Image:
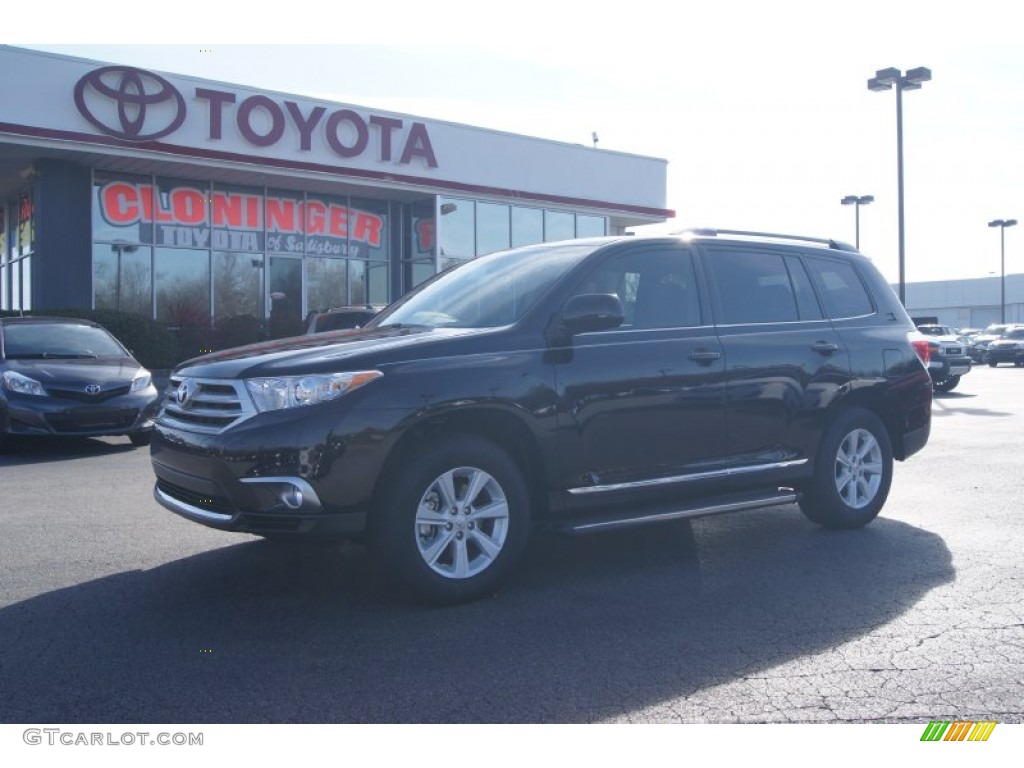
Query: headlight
2,370,47,396
130,369,152,392
245,370,382,412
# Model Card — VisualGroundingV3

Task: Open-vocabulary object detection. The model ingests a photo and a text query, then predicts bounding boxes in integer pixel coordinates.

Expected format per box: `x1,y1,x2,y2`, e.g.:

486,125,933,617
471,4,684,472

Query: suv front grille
158,377,256,434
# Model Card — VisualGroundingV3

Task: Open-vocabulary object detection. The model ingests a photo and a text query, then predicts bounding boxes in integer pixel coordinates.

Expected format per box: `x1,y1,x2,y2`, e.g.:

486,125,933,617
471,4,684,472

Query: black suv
150,230,932,602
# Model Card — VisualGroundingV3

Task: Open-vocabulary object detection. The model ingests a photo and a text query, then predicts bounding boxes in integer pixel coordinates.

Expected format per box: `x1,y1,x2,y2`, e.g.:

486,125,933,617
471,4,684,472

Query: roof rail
672,228,859,253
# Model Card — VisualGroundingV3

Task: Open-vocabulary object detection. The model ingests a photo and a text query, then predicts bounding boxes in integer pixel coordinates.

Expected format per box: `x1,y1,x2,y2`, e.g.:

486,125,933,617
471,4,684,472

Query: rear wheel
128,431,152,447
373,434,531,604
799,408,893,530
933,374,960,392
989,361,999,368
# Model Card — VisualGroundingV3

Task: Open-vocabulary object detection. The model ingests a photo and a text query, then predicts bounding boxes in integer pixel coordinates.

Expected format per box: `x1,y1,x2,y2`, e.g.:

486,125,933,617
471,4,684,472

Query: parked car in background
150,229,932,603
915,323,973,392
969,323,1013,362
0,316,161,450
985,326,1024,367
956,327,982,345
306,305,383,334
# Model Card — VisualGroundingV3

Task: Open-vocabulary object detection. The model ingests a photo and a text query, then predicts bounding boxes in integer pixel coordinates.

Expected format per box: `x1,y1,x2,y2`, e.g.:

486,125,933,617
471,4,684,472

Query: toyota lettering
72,65,437,168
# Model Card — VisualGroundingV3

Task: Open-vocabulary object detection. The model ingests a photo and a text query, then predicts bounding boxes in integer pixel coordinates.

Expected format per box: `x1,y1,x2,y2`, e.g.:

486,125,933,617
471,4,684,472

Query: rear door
700,245,850,490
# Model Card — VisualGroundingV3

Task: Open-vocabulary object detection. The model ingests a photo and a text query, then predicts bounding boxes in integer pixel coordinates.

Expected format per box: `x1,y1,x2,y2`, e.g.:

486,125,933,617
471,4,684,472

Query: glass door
267,255,303,338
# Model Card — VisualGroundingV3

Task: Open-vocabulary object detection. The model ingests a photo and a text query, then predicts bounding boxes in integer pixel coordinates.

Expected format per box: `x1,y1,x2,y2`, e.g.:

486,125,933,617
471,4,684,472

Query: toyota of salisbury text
149,230,933,603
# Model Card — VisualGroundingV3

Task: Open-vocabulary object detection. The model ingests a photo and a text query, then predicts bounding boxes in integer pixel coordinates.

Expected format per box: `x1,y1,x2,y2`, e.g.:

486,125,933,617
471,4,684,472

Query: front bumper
1,386,161,438
149,394,406,539
928,355,972,379
153,475,366,537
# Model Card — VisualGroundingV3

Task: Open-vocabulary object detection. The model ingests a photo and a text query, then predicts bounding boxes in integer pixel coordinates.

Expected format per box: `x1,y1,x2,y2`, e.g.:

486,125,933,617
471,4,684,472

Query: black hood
175,326,493,379
3,356,143,387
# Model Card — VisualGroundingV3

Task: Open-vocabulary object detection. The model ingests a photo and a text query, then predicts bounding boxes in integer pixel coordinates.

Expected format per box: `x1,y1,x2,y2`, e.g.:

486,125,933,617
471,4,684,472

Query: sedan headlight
245,370,382,413
130,369,152,392
2,370,47,396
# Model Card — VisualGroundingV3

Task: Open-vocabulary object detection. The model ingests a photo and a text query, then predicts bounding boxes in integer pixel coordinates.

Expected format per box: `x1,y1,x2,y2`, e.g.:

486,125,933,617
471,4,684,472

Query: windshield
377,241,604,328
1003,328,1024,340
983,324,1009,335
2,323,127,359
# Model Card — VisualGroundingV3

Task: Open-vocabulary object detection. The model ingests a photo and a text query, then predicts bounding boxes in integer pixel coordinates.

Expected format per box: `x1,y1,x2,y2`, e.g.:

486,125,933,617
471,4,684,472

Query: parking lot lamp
868,66,931,305
840,195,874,249
988,218,1018,323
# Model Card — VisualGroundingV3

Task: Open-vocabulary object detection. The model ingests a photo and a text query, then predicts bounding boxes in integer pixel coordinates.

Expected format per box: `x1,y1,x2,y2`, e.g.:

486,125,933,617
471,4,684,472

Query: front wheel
128,431,152,447
799,408,893,530
373,434,531,604
934,374,960,392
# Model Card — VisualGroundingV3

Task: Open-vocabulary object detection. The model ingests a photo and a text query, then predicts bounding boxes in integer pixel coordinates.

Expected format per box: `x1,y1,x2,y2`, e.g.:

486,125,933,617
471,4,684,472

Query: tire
373,434,531,604
128,431,152,447
933,374,960,392
989,361,999,368
799,408,893,530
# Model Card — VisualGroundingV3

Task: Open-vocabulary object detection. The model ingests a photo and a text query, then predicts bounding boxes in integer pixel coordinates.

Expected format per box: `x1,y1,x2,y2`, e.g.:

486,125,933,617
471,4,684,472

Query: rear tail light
910,338,931,364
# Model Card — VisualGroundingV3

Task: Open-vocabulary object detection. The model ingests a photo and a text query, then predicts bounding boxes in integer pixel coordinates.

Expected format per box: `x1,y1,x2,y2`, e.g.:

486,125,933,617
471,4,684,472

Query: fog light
280,485,303,510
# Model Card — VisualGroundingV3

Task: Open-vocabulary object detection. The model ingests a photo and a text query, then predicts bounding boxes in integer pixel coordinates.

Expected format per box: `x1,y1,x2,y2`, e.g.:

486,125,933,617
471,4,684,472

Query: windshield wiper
376,323,432,331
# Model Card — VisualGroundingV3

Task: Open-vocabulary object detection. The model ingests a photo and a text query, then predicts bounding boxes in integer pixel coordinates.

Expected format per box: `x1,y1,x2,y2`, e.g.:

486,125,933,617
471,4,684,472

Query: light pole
840,194,873,249
868,66,931,306
988,218,1017,323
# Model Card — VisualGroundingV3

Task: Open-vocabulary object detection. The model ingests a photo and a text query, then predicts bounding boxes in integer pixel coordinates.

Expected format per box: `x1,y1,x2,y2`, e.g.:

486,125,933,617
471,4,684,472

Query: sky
12,0,1024,288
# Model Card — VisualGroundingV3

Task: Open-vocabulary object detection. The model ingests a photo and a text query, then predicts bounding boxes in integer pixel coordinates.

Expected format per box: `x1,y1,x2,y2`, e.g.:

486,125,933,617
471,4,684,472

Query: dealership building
0,46,671,335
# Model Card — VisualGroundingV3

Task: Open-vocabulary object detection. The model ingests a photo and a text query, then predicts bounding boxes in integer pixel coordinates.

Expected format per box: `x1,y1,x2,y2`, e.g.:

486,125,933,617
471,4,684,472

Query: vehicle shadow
0,435,139,464
0,507,953,723
930,398,1012,418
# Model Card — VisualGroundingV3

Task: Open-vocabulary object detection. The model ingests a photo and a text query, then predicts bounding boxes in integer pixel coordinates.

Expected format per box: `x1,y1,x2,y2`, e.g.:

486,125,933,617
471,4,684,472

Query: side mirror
562,293,625,334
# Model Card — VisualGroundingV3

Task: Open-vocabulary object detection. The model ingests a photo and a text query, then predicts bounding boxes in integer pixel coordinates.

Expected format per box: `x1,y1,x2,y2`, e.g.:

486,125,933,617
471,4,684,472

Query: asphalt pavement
1,365,1022,723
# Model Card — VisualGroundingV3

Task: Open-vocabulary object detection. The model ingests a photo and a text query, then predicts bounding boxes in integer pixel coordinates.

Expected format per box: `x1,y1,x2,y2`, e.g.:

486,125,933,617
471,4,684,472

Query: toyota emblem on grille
84,384,101,395
74,66,186,141
175,379,196,407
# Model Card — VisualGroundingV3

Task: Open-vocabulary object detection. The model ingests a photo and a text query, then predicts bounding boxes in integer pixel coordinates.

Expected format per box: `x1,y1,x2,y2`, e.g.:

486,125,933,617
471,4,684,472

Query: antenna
591,131,599,148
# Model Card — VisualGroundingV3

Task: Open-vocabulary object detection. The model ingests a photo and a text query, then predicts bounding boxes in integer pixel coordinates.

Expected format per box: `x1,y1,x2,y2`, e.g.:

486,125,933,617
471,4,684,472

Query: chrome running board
561,489,799,535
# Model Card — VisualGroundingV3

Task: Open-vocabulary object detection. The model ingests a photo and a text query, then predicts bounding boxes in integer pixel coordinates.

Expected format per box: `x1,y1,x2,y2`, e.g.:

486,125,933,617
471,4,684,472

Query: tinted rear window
704,248,800,324
803,257,874,319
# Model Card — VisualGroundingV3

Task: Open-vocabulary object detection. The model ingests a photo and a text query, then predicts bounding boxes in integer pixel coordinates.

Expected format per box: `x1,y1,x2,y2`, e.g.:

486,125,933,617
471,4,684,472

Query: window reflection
544,210,575,242
156,247,210,327
439,197,474,260
214,251,263,320
512,206,543,247
576,215,606,238
93,243,152,315
306,257,349,313
476,203,510,256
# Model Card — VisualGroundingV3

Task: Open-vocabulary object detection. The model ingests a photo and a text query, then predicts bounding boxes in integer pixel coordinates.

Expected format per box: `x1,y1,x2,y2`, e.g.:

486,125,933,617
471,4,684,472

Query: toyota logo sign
74,66,186,141
174,379,196,408
84,384,101,395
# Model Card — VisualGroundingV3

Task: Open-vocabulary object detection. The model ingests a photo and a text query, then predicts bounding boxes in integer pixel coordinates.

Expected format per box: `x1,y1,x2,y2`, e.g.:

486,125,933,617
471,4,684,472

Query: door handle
688,350,722,364
812,341,840,355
